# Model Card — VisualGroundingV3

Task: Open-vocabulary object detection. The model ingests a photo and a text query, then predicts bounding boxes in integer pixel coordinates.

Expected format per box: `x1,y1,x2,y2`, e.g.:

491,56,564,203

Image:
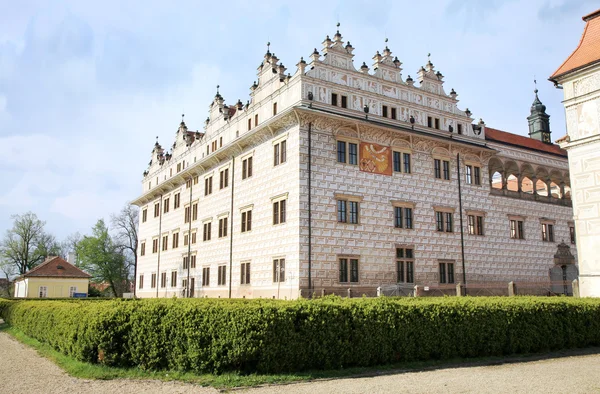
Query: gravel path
1,330,599,394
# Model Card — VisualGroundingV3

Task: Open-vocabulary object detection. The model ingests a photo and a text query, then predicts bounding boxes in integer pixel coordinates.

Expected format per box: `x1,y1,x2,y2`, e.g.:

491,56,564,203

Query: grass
2,320,600,390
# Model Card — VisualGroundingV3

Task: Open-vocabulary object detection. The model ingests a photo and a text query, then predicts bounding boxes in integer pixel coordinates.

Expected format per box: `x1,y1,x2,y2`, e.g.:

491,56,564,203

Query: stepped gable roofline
21,256,92,279
550,8,600,80
485,127,567,157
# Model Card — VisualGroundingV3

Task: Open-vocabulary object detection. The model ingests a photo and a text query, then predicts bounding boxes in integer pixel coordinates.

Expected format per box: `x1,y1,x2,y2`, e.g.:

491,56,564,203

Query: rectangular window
273,258,286,282
219,136,223,148
140,242,146,256
254,114,259,127
274,140,287,166
184,206,190,224
394,207,413,229
184,233,189,246
468,215,485,235
202,267,210,286
337,141,346,163
186,179,192,189
435,211,453,232
205,176,213,195
382,105,388,118
510,219,525,239
162,235,168,251
152,239,158,253
570,226,576,244
542,223,555,242
161,272,167,288
242,156,253,179
191,231,197,244
443,160,450,180
339,258,359,283
142,209,147,223
348,143,358,165
273,102,277,115
403,153,411,173
241,262,251,285
241,210,252,232
466,165,473,184
341,95,347,108
218,217,228,238
220,168,229,189
248,118,252,131
183,256,189,270
337,199,359,224
434,118,440,129
172,233,179,248
439,261,455,284
203,222,212,241
177,163,181,173
396,248,414,283
273,199,286,225
139,275,144,289
171,271,177,288
193,175,199,185
457,124,463,134
174,193,180,209
192,202,198,221
154,203,160,218
428,116,433,128
38,286,48,298
474,167,481,185
151,273,157,288
434,159,441,179
393,151,401,172
191,255,196,269
391,107,397,120
218,265,227,286
68,286,76,297
331,93,338,106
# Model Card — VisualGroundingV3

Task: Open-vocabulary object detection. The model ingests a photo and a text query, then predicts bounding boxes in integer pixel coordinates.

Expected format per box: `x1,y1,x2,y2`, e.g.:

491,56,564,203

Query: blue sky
0,0,596,240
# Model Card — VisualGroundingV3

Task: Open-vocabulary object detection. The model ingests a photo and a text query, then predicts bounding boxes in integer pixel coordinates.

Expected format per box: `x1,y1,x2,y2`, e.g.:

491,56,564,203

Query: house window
140,242,146,256
273,258,285,283
468,214,485,235
241,210,252,232
428,116,433,128
154,203,160,218
273,102,277,115
69,286,77,297
570,226,576,244
186,179,192,189
174,193,180,209
393,152,411,173
151,273,157,288
184,233,189,246
160,272,167,288
242,156,253,179
152,239,158,253
39,286,48,298
191,231,197,244
435,211,453,232
439,261,455,284
337,141,358,165
218,217,228,238
337,141,346,163
193,175,199,185
382,105,388,118
510,219,525,239
273,199,287,225
219,136,223,148
183,256,189,269
219,168,229,189
248,118,252,131
139,275,144,289
457,124,463,134
184,205,191,224
542,223,555,242
218,265,227,286
434,159,450,180
331,93,338,106
396,247,414,283
205,176,213,195
341,95,348,108
212,141,217,152
207,145,210,155
241,262,251,284
391,107,397,120
434,118,440,129
142,208,147,223
190,277,195,295
337,199,359,224
202,267,210,286
172,233,179,248
254,114,259,127
339,257,359,283
394,207,413,229
203,222,212,241
163,198,170,214
162,235,168,251
171,271,177,288
274,140,287,166
191,255,196,269
466,165,481,185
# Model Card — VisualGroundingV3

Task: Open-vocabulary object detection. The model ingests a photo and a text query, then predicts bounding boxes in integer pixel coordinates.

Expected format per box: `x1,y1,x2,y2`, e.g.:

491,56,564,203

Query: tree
0,212,60,275
76,220,130,298
111,204,138,291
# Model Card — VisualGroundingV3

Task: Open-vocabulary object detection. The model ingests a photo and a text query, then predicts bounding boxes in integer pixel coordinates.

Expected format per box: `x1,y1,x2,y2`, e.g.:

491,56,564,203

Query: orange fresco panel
359,142,392,176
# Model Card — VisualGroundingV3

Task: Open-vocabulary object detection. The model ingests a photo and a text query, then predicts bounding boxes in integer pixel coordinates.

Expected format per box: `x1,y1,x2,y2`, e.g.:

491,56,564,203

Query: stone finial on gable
417,54,446,95
320,23,355,71
371,40,402,82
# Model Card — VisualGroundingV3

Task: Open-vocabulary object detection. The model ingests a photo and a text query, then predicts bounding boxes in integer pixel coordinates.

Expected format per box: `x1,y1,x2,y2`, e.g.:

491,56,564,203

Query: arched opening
521,176,534,194
491,171,503,189
507,174,519,192
536,179,548,196
550,182,561,198
564,185,572,199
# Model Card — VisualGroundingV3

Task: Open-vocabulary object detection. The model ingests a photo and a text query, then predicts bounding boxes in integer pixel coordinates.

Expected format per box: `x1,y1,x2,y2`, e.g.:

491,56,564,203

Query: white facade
133,29,574,298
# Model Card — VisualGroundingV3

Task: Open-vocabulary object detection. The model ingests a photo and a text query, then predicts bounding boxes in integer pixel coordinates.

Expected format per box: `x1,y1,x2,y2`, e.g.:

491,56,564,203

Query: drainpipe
156,193,163,298
308,122,313,294
456,154,467,294
186,177,193,297
229,156,235,299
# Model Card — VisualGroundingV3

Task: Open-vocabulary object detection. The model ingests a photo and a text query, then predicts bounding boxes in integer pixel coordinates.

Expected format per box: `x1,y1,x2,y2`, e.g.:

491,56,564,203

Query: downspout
229,156,235,299
186,177,193,297
308,122,313,294
156,193,163,298
456,153,467,294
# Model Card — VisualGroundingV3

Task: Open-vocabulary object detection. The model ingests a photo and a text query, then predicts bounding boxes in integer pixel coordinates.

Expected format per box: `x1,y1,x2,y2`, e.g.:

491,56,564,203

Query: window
474,167,481,185
273,258,285,282
391,107,397,120
254,114,259,127
382,105,388,118
171,271,177,288
140,242,146,256
218,217,228,238
172,233,179,248
184,233,189,246
163,198,170,213
331,93,338,106
434,118,440,129
205,176,213,195
248,118,252,131
337,199,359,224
542,223,555,242
393,152,411,173
186,179,192,189
337,141,358,165
203,222,212,241
69,286,77,297
174,193,180,209
202,267,210,286
241,210,252,232
160,272,167,288
242,156,253,179
191,255,196,269
468,214,485,235
177,163,181,172
443,160,450,180
466,165,481,185
142,208,147,223
162,235,168,251
457,124,463,134
274,140,287,166
396,248,414,283
151,273,157,288
510,219,525,239
154,203,160,218
207,145,210,155
184,205,190,224
273,199,287,225
219,136,223,148
152,239,158,253
39,286,48,298
192,202,198,221
212,140,217,152
273,102,277,115
434,159,450,180
435,211,453,232
394,207,413,229
139,275,144,289
183,255,196,269
183,256,189,269
219,168,229,189
241,262,251,284
191,231,197,244
439,261,455,284
341,95,347,108
190,277,195,294
570,226,576,244
339,258,359,283
193,175,199,185
218,265,227,286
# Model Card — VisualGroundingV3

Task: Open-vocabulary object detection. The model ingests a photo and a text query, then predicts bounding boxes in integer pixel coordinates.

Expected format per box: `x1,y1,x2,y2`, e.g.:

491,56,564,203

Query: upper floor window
140,242,146,256
241,210,252,233
163,197,170,214
273,258,285,283
570,225,576,244
219,168,229,189
435,210,453,232
434,159,450,180
218,217,228,238
394,206,413,229
382,105,388,118
510,217,525,239
391,107,397,120
218,265,227,286
468,213,485,235
341,95,348,108
152,238,158,253
274,140,287,166
393,151,411,173
142,208,147,223
331,93,338,106
337,140,358,165
337,199,359,224
174,192,181,209
161,235,168,251
273,198,287,225
203,222,212,241
242,156,253,179
439,260,455,284
254,114,259,127
154,203,160,218
273,102,277,115
192,202,198,221
466,165,481,185
541,222,555,242
205,176,213,196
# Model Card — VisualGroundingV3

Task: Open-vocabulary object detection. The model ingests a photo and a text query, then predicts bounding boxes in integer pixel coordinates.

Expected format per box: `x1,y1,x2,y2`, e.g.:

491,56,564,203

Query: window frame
338,256,359,283
271,194,288,225
439,260,455,284
241,261,251,285
434,206,455,233
336,139,359,165
336,194,362,224
272,258,286,283
396,247,415,283
509,215,526,239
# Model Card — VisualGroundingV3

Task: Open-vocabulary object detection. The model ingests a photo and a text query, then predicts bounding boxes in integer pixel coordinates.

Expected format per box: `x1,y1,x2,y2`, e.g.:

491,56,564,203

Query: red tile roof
22,256,91,279
485,127,567,157
550,9,600,80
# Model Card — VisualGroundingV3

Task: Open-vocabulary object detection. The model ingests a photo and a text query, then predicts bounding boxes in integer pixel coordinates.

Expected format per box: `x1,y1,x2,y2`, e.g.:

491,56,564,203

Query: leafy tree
76,220,130,298
111,205,138,289
0,212,60,275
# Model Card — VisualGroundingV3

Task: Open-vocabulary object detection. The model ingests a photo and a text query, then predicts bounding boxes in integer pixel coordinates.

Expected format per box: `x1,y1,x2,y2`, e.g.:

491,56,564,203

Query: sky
0,0,596,241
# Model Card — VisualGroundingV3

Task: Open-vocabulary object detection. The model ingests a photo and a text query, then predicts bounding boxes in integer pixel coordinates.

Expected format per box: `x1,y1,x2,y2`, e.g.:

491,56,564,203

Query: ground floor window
202,267,210,286
241,262,251,285
218,265,227,286
396,247,414,283
273,258,285,283
339,257,359,283
38,286,47,298
439,261,455,284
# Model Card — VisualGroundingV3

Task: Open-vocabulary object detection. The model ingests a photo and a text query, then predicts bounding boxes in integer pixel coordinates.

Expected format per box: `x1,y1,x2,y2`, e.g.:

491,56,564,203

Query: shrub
1,297,599,373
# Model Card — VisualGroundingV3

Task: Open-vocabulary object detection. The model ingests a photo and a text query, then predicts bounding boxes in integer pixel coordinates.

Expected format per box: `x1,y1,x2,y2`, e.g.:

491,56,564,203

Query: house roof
485,127,568,157
21,256,91,279
550,9,600,80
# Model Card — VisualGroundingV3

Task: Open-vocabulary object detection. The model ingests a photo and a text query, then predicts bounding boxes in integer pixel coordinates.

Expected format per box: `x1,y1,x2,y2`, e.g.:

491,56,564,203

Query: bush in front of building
1,296,600,373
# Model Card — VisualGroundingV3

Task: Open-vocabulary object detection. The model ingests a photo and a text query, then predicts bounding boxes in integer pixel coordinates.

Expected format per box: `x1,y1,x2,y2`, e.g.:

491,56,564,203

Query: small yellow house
13,256,91,298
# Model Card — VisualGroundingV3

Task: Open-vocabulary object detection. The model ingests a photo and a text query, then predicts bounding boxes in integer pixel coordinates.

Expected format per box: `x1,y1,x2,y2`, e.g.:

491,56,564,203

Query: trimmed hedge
1,296,600,373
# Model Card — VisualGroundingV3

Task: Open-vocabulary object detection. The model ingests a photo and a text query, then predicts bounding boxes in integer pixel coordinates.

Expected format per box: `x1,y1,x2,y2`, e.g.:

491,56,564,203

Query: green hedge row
1,297,599,373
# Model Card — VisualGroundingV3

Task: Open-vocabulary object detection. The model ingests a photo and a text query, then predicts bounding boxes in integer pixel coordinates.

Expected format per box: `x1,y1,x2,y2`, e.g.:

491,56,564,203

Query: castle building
132,28,575,298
